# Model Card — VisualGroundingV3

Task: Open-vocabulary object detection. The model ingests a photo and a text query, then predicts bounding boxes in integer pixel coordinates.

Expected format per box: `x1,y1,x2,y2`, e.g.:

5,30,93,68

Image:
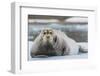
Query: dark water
28,23,88,42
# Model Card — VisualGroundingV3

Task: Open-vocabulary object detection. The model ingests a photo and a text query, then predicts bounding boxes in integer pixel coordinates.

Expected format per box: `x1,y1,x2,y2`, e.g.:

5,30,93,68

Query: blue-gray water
28,23,88,42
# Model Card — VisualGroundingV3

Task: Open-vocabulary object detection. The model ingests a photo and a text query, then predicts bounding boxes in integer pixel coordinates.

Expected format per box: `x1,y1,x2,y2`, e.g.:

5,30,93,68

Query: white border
11,2,96,74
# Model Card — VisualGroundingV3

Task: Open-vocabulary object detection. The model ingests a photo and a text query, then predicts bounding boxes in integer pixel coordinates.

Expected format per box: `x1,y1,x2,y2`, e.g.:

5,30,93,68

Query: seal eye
43,32,46,35
49,32,52,34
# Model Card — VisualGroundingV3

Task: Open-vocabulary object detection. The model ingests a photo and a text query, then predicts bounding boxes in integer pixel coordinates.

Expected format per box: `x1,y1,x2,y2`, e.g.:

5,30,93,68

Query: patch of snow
66,17,88,23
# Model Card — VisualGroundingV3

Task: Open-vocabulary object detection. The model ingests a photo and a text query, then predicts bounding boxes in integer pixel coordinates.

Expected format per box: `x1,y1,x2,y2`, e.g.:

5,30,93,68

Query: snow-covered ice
28,41,88,61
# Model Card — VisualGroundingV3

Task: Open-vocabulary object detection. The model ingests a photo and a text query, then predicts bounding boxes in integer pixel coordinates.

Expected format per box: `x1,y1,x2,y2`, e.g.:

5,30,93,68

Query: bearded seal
30,28,87,58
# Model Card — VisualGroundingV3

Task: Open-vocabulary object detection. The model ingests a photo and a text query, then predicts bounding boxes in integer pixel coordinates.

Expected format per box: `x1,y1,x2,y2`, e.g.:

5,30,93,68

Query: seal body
30,28,87,58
